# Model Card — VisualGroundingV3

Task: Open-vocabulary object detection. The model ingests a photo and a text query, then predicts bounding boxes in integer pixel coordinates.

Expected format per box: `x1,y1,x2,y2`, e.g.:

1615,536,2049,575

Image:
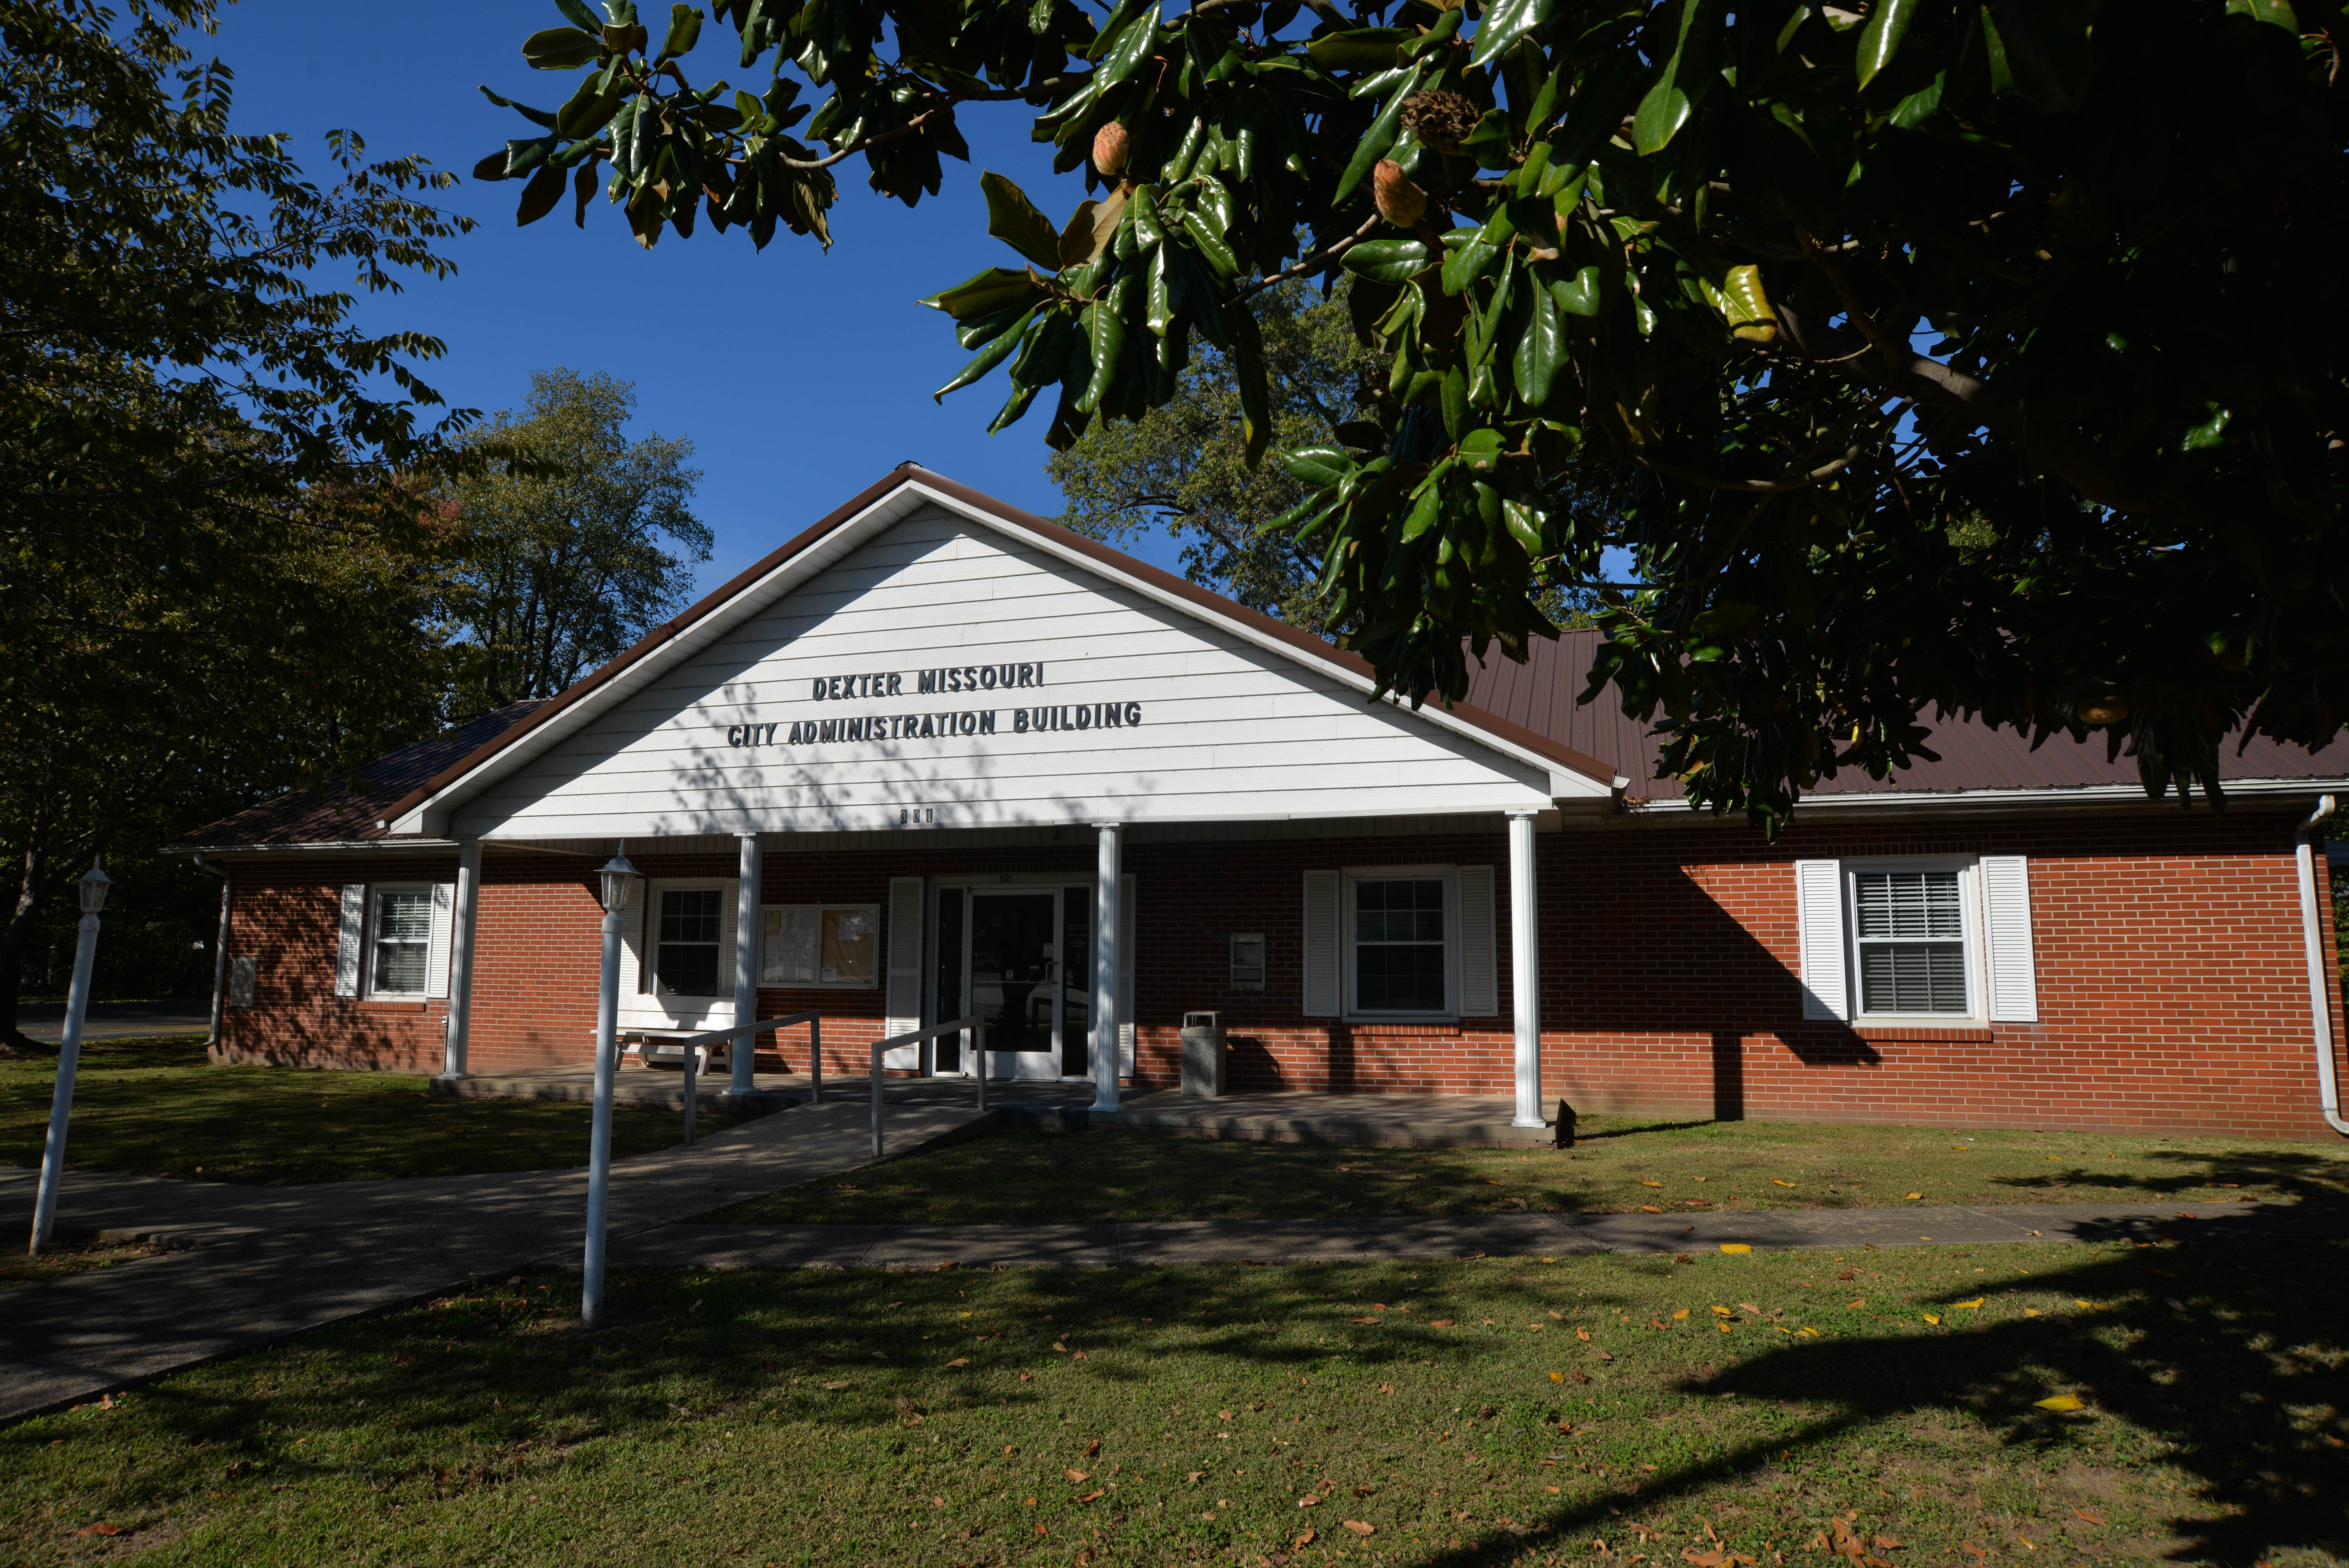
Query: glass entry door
932,885,1095,1080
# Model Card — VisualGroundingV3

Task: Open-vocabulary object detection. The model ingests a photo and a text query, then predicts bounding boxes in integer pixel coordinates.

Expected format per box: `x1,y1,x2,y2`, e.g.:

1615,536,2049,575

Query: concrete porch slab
426,1066,1118,1129
1091,1089,1555,1147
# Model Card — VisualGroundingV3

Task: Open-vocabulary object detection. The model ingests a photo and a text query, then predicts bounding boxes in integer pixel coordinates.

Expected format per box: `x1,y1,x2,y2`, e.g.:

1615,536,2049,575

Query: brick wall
213,809,2349,1137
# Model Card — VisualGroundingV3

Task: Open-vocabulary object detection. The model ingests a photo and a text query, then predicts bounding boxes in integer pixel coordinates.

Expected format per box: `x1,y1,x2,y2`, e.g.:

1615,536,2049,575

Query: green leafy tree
1,0,478,1049
440,369,711,717
1049,277,1384,624
481,0,2346,828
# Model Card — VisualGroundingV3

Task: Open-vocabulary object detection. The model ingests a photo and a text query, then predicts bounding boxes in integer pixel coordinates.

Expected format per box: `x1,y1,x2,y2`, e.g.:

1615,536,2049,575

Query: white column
731,832,762,1097
440,839,483,1080
1508,810,1545,1129
1091,822,1122,1114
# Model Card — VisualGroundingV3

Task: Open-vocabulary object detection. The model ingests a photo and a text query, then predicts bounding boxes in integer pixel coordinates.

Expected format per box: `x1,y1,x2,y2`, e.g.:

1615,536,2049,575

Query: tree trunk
0,896,60,1058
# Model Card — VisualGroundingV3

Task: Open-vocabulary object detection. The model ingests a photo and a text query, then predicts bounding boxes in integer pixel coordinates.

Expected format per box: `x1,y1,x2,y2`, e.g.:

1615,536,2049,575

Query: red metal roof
1463,630,2349,799
177,701,545,848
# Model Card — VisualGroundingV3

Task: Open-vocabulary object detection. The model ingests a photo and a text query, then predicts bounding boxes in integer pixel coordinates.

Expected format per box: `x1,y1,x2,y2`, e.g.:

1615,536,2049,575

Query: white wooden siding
449,508,1559,840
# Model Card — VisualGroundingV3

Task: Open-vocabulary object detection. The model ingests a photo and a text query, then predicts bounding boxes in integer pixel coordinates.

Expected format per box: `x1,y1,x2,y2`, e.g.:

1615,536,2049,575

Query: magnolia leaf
1855,0,1921,90
522,25,605,69
1468,0,1552,69
919,267,1046,321
2226,0,2299,25
981,171,1062,270
1308,27,1412,71
658,2,702,60
1283,447,1356,488
1340,240,1432,285
1719,1243,1752,1254
2034,1393,2085,1412
1633,0,1718,155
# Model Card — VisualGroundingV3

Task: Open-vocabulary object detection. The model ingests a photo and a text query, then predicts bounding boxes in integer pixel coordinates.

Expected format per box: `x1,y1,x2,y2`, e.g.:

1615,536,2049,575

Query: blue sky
202,0,1192,592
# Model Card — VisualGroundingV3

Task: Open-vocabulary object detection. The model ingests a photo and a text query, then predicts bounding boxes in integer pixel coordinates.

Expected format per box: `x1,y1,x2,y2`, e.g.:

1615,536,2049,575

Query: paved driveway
16,1001,210,1043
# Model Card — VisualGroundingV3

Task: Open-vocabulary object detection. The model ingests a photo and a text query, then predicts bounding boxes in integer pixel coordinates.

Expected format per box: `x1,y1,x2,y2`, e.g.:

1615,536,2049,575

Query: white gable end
443,504,1574,839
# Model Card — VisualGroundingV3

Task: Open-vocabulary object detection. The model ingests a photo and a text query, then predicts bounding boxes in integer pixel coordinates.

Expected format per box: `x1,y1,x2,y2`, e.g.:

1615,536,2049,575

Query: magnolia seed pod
1093,121,1131,176
1373,160,1426,228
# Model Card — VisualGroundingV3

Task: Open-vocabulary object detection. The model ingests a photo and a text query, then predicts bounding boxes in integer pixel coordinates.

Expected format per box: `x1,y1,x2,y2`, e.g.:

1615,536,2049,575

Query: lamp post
580,843,639,1327
29,860,111,1256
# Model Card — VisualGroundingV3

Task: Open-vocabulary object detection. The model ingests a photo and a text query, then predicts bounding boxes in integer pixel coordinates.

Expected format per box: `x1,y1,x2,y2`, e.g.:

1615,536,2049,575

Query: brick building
178,469,2349,1139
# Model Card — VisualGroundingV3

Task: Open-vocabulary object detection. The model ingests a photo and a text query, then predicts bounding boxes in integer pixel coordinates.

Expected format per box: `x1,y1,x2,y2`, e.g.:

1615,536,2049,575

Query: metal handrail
867,1014,989,1158
626,1009,824,1104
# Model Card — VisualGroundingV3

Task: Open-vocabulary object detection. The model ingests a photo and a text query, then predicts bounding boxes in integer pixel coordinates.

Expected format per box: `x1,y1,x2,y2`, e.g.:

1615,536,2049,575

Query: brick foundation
211,810,2349,1138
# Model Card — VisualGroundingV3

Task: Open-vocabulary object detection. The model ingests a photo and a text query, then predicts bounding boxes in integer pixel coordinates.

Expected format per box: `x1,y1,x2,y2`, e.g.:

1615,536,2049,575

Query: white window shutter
1301,870,1341,1018
1457,864,1498,1016
425,882,454,999
884,875,925,1064
620,886,646,996
1117,872,1137,1074
1980,855,2040,1023
334,885,366,998
1794,860,1850,1021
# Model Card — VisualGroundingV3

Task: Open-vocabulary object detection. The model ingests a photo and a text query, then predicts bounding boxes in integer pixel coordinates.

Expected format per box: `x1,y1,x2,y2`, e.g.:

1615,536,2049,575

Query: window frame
1842,856,1986,1023
760,902,884,991
364,882,435,1000
1341,865,1460,1021
647,880,731,999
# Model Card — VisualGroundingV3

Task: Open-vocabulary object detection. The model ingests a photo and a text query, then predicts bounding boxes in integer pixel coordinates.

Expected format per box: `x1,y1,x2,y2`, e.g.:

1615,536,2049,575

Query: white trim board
388,482,1608,839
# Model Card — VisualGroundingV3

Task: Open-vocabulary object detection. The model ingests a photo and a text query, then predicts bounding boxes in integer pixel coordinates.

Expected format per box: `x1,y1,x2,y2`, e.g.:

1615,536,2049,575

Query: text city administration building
178,468,2349,1139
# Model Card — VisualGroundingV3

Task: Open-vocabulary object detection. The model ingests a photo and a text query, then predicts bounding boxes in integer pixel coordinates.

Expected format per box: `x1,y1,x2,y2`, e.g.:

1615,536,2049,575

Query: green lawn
0,1035,734,1185
4,1238,2341,1565
709,1119,2349,1226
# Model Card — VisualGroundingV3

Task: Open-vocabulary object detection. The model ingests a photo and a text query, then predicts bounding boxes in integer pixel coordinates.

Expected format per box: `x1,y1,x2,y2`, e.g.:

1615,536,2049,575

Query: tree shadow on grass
1991,1147,2349,1206
13,1239,2343,1566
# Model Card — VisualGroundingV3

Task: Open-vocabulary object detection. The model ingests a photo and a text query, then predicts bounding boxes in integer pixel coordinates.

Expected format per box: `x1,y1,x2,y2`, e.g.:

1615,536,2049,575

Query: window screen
1852,869,1968,1014
657,888,724,996
371,889,431,996
1355,878,1446,1012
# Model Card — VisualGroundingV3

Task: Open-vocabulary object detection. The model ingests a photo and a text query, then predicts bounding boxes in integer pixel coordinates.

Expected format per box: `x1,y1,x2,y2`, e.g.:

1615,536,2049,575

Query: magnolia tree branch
1235,213,1382,301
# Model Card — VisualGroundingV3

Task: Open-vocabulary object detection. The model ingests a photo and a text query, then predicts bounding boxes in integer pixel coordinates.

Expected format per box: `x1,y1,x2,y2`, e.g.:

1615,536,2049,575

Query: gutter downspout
194,856,233,1053
2294,795,2348,1137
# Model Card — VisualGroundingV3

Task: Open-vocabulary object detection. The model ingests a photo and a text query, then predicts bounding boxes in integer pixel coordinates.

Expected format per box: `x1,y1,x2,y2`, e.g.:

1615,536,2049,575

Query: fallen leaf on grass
1377,1382,1394,1394
1576,1327,1593,1341
1683,1552,1725,1567
1341,1520,1374,1536
1429,1318,1455,1328
945,1358,969,1368
1772,1180,1795,1187
1352,1316,1380,1324
2070,1509,2104,1525
1952,1298,1985,1310
1903,1192,1923,1201
76,1523,122,1538
1299,1495,1321,1507
1066,1469,1089,1482
1293,1529,1315,1548
1642,1181,1664,1188
823,1381,849,1392
1187,1471,1205,1483
1084,1438,1101,1456
1922,1314,1942,1325
1719,1244,1752,1255
1846,1299,1866,1310
1075,1489,1105,1503
1672,1308,1690,1320
1960,1543,1987,1559
1550,1372,1565,1383
1875,1536,1902,1549
1641,1205,1664,1214
2034,1394,2085,1412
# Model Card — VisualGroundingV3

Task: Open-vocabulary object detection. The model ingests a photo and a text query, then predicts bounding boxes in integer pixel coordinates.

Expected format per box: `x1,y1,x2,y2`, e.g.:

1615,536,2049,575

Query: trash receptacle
1180,1011,1226,1098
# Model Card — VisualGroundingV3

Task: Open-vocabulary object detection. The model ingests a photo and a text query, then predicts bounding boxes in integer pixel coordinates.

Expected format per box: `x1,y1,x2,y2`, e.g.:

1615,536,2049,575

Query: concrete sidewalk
0,1093,1001,1424
14,1001,210,1044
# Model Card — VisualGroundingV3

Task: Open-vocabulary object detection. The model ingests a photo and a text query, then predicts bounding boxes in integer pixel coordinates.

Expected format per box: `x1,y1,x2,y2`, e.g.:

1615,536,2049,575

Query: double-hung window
1850,867,1971,1015
1353,877,1449,1014
655,887,725,997
368,887,433,998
